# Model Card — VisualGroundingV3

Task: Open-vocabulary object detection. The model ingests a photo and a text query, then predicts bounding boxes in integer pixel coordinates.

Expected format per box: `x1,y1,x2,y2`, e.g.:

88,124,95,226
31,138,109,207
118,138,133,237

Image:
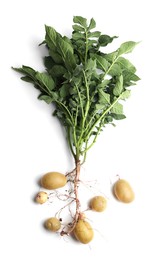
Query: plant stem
60,159,81,236
67,127,76,159
84,29,88,64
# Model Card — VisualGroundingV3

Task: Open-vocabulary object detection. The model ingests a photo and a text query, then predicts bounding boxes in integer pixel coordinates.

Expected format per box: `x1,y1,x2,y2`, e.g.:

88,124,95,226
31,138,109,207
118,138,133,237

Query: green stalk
102,55,118,80
82,70,90,120
67,127,76,159
85,94,122,145
75,84,84,119
77,70,90,148
84,29,88,64
83,119,103,153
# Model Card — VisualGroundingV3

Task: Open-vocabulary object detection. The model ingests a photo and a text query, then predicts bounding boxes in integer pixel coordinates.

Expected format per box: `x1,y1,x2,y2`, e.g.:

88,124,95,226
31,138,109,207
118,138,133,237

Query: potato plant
13,16,139,243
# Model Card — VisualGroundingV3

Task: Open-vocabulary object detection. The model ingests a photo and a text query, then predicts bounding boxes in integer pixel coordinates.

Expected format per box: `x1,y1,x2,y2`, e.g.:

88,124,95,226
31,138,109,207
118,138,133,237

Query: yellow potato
90,196,107,212
73,219,94,244
41,172,67,190
35,191,48,204
113,179,135,203
45,217,61,232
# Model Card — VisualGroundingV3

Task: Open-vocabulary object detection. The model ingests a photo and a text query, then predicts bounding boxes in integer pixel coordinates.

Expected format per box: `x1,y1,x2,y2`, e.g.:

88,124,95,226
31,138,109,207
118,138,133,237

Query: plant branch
83,119,104,153
86,94,122,140
56,101,74,125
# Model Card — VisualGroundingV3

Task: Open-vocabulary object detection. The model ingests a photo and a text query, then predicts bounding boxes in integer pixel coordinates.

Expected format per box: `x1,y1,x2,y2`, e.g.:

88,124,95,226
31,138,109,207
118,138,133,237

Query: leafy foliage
13,16,140,162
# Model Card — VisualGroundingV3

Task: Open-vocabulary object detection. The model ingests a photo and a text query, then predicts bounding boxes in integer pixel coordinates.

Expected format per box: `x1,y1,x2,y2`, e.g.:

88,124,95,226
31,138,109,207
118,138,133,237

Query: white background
0,0,154,259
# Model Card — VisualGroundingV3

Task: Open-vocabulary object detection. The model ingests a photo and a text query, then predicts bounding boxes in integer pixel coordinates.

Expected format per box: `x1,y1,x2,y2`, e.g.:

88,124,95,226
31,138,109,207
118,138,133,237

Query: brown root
60,160,81,236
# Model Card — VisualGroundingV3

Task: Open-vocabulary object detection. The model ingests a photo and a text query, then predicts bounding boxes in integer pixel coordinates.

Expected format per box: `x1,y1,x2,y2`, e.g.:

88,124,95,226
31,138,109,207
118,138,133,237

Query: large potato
41,172,67,190
113,179,135,203
90,196,107,212
73,219,94,244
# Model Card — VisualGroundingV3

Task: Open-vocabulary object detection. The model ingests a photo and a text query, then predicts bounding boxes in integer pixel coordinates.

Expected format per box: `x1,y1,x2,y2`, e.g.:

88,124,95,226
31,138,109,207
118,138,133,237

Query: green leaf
120,90,131,99
98,35,118,47
104,115,113,123
57,35,74,55
95,104,105,110
116,57,136,73
111,113,126,120
49,50,63,64
73,16,87,28
21,76,35,83
69,87,77,95
123,71,140,84
118,41,139,56
38,94,53,104
88,18,96,30
45,25,58,51
73,39,85,51
51,92,59,100
50,65,67,77
113,75,123,96
69,99,77,108
72,32,85,40
22,66,36,76
94,55,109,71
60,84,70,98
105,51,118,62
98,79,110,90
13,65,36,78
65,51,76,71
56,35,76,71
111,102,123,114
88,39,97,47
72,24,84,32
88,31,101,38
44,56,55,70
35,72,55,93
85,58,96,71
12,66,37,86
108,64,121,76
63,36,73,46
98,89,110,105
72,74,82,85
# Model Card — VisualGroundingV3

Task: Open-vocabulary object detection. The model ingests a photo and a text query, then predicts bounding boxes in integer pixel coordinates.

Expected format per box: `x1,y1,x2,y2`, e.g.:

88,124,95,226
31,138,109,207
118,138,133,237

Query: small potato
41,172,67,190
45,217,61,232
113,179,135,203
90,196,107,212
73,219,94,244
35,191,48,204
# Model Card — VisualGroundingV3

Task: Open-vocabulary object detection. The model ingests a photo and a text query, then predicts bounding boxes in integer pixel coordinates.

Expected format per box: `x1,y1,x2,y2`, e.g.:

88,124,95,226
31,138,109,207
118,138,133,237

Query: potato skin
35,191,48,204
73,219,94,244
41,172,67,190
113,179,135,203
45,217,61,232
90,196,107,212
